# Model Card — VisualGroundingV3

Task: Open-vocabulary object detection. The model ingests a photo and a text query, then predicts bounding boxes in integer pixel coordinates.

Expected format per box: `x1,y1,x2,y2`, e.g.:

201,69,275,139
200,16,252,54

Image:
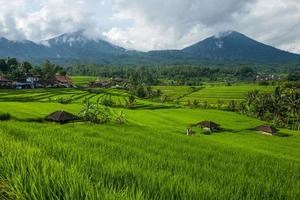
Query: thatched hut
255,125,278,136
50,75,73,87
198,121,220,132
45,111,77,124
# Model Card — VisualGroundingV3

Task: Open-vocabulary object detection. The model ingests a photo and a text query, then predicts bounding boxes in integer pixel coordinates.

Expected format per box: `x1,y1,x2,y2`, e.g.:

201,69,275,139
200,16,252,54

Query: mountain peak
0,30,299,64
0,37,9,42
59,29,87,38
182,31,300,63
213,31,241,39
51,30,88,44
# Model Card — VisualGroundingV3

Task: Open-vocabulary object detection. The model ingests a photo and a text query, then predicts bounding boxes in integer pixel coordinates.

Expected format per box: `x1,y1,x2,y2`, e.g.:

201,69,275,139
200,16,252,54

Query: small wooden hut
198,121,220,132
255,125,278,136
45,111,77,124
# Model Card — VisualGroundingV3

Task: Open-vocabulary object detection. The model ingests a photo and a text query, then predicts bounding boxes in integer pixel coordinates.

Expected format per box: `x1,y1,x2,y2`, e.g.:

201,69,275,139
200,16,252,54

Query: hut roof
198,121,220,128
112,77,128,82
256,125,278,134
53,75,72,84
46,111,77,123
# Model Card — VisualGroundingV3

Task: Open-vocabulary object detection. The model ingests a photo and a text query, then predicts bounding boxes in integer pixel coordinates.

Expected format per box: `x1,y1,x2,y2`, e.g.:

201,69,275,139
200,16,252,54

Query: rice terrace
0,1,300,199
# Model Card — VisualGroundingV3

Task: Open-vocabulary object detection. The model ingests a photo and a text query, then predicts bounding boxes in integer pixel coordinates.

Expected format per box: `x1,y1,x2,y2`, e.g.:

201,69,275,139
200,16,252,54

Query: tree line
188,86,300,130
241,87,300,130
67,64,300,86
0,58,66,81
67,65,261,85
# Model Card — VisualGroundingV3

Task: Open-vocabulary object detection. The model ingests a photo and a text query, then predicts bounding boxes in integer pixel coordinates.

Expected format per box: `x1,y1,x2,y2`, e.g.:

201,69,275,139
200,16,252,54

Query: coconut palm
286,89,300,130
245,90,259,107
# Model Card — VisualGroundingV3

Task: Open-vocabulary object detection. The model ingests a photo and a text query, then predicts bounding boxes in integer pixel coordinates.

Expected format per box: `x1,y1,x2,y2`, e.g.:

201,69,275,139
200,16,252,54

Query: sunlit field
154,84,274,104
0,85,299,199
71,76,97,86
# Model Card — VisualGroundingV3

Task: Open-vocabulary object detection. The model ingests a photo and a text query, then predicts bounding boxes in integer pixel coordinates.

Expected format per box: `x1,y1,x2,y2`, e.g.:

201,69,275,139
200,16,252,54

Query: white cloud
106,0,300,53
231,0,300,53
0,0,300,53
106,0,255,50
0,0,109,41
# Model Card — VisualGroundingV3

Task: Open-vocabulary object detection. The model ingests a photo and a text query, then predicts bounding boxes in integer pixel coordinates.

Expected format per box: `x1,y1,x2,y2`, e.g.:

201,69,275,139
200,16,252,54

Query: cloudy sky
0,0,299,53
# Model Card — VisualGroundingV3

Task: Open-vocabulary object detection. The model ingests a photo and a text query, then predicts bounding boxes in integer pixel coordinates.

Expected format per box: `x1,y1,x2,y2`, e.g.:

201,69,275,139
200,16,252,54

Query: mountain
41,30,127,59
0,30,299,65
0,37,50,59
182,31,300,63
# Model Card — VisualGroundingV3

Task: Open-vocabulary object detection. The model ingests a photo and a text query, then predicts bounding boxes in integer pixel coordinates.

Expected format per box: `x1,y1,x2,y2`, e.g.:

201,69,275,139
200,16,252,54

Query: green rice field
154,84,274,104
71,76,97,86
0,84,299,199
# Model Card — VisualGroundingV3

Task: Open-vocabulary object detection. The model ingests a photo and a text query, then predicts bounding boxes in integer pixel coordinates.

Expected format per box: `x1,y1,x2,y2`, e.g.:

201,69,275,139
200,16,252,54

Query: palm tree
217,100,224,110
252,93,271,120
245,90,259,107
238,102,247,114
270,87,285,125
286,89,300,130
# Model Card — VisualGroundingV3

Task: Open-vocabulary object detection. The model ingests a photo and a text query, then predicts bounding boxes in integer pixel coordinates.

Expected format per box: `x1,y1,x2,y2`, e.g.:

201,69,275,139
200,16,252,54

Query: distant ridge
182,31,300,63
0,30,299,65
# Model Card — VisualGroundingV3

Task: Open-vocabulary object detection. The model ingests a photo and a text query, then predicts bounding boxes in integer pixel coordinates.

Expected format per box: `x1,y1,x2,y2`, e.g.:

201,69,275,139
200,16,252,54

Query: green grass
71,76,97,86
0,88,175,111
0,85,299,199
155,84,274,104
153,86,196,100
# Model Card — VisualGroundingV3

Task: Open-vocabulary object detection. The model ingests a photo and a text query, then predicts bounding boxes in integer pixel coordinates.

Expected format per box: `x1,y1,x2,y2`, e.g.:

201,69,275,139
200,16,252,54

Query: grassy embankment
0,82,299,199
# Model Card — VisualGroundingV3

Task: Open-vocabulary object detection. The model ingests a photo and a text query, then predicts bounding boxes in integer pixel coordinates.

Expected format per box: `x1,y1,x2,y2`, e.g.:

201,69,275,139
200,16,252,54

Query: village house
49,75,73,88
255,74,280,82
0,75,10,88
112,77,128,83
89,78,112,88
111,77,129,89
89,77,128,89
12,81,34,89
0,75,73,89
26,76,40,83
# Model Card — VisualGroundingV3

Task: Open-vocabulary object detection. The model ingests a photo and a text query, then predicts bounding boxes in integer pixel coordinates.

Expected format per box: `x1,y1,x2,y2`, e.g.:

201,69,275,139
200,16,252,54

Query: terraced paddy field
0,86,299,199
154,84,274,104
71,76,97,86
0,88,172,110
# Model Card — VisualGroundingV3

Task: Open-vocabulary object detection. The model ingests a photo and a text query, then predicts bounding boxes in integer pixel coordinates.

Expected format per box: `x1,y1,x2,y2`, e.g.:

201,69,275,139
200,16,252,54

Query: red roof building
53,75,72,84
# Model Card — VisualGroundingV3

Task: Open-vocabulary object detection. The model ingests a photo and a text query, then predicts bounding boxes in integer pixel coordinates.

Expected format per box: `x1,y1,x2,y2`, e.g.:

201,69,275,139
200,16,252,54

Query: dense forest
1,57,300,86
0,58,66,81
67,64,300,85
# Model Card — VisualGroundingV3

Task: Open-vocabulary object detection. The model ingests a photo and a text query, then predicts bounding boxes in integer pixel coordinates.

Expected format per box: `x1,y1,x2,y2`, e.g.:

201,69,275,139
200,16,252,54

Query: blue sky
0,0,299,53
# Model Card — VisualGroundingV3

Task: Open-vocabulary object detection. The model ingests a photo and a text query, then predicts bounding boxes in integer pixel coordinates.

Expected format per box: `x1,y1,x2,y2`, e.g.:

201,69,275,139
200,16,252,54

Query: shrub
202,101,210,109
56,97,73,104
227,100,237,111
160,95,168,103
124,95,136,108
135,85,147,98
79,101,101,124
258,81,269,86
0,113,11,121
100,97,115,107
80,100,112,124
115,111,126,124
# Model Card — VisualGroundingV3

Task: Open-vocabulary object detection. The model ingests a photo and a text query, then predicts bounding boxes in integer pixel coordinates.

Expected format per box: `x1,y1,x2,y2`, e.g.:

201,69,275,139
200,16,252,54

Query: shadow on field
16,117,45,123
245,128,292,137
275,132,291,137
